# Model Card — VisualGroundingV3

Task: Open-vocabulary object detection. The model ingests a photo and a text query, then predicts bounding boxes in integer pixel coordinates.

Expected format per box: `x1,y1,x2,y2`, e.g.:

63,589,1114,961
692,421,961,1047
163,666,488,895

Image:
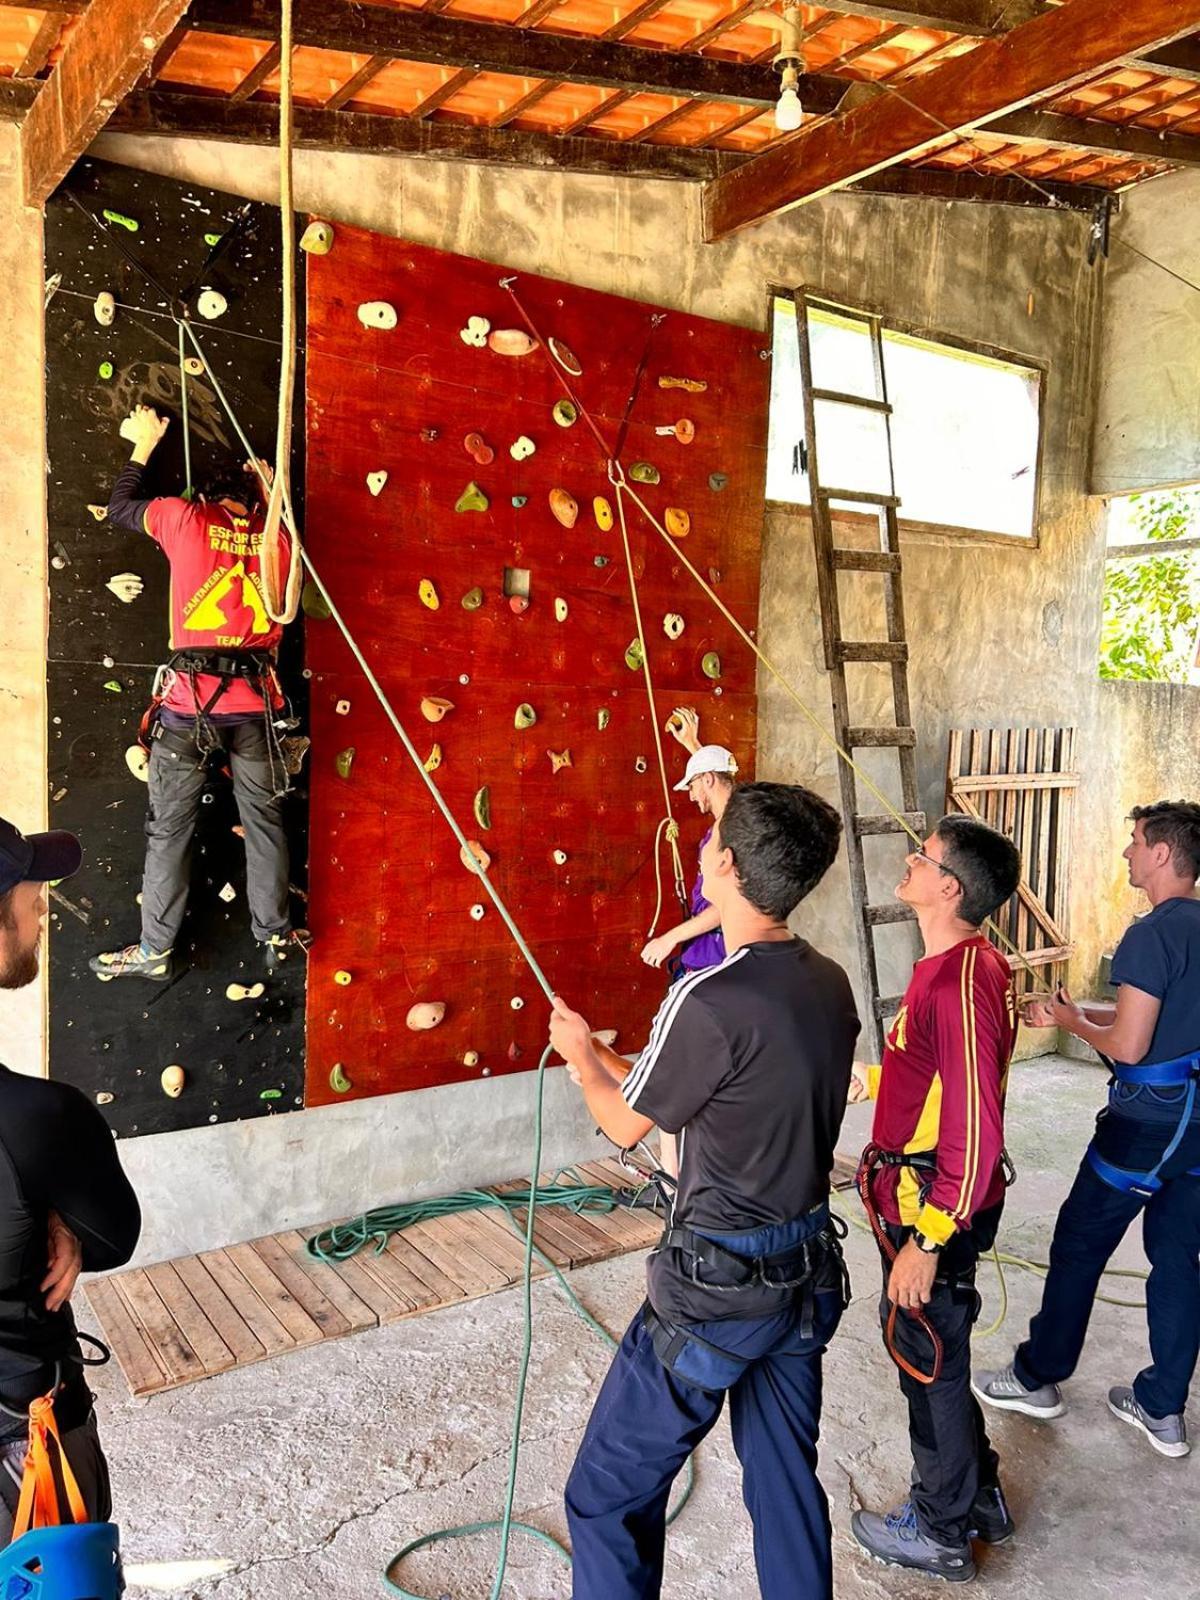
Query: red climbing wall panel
303,224,769,1105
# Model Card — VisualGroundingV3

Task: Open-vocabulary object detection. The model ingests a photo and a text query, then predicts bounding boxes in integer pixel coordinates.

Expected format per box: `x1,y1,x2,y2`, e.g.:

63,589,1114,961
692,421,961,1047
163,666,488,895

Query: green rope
176,320,192,499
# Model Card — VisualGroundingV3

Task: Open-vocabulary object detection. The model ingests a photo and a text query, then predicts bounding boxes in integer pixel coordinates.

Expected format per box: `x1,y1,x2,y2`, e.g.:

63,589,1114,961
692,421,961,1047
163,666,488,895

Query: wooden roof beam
20,0,194,207
703,0,1200,238
989,106,1200,167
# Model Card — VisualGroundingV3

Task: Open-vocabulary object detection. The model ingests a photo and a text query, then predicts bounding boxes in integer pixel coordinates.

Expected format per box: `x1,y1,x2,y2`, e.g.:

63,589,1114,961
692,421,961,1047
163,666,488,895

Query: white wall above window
767,296,1044,541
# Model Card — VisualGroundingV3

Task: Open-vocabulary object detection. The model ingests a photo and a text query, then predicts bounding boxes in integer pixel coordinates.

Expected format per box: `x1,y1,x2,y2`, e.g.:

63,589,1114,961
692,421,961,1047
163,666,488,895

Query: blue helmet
0,1521,122,1600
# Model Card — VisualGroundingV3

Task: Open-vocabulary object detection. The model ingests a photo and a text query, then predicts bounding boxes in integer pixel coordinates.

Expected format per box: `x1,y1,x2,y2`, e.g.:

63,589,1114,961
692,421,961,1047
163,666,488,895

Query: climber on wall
89,404,303,982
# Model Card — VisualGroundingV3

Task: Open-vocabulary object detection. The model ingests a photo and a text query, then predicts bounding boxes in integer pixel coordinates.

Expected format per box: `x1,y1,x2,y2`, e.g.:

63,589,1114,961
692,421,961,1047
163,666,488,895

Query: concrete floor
84,1053,1196,1600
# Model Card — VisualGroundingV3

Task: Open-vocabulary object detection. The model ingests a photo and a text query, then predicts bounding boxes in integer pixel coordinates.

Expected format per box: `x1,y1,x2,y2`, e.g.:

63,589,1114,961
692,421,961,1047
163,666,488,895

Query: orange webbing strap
11,1394,87,1542
856,1148,944,1388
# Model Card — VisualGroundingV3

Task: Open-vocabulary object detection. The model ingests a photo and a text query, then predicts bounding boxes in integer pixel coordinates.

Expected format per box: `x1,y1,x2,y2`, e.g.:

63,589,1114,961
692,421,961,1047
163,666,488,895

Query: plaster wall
1091,169,1200,496
6,132,1132,1260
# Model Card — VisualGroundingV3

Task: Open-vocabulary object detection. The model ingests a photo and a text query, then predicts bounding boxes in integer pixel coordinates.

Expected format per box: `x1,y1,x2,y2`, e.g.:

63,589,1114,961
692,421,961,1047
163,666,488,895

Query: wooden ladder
791,288,923,1060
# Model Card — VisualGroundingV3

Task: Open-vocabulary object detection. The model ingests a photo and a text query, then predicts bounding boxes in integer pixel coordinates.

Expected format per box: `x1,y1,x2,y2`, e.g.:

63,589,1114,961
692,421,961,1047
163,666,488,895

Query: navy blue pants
565,1292,842,1600
1015,1113,1200,1418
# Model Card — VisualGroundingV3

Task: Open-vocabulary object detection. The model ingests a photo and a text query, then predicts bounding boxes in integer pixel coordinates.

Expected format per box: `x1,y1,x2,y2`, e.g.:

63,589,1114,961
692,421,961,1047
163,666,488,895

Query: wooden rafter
20,0,195,207
988,106,1200,167
229,42,282,103
324,55,388,112
704,0,1200,238
15,14,63,78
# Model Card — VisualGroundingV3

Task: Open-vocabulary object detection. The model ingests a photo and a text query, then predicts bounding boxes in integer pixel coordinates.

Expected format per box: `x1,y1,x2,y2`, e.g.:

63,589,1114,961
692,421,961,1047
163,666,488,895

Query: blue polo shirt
1109,897,1200,1124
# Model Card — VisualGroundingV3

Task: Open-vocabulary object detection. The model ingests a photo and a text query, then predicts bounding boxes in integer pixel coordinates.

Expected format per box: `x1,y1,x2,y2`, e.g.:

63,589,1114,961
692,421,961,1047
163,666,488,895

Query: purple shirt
679,826,726,971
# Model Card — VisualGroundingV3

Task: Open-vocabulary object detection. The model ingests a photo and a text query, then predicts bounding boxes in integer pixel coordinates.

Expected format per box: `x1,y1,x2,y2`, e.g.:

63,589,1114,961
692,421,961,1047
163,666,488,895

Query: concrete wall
1091,169,1200,496
4,130,1140,1259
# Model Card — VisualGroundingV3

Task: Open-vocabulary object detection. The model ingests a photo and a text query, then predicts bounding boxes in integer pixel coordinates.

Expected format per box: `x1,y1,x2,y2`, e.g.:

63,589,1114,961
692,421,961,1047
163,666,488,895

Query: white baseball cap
674,745,738,791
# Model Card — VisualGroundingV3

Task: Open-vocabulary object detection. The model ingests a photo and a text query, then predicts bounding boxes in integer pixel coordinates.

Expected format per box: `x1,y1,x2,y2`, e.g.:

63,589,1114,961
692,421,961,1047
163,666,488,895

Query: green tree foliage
1100,490,1200,682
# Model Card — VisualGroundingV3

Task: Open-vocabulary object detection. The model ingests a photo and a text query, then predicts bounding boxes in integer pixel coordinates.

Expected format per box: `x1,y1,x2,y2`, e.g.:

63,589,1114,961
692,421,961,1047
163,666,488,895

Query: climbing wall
304,225,769,1105
44,158,308,1137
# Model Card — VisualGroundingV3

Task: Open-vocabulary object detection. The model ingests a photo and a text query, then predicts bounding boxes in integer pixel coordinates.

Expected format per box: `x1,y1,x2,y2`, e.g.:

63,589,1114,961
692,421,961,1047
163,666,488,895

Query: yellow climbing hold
548,749,573,774
456,482,489,514
300,220,335,254
474,786,492,830
330,1063,352,1094
423,744,442,773
665,507,691,539
334,970,353,986
593,497,613,532
418,579,440,610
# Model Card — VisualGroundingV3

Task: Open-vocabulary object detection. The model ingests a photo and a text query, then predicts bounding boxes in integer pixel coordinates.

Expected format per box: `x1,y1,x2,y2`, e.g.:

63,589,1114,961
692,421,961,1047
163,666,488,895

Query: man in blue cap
0,817,141,1536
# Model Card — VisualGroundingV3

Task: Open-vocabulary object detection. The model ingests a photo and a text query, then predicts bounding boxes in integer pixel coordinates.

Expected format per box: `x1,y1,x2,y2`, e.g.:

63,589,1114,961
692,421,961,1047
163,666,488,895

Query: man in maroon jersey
89,404,299,982
849,815,1021,1583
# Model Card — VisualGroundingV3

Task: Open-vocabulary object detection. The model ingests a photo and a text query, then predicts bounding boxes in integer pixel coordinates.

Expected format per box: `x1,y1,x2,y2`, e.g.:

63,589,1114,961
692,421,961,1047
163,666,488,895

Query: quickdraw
856,1142,944,1387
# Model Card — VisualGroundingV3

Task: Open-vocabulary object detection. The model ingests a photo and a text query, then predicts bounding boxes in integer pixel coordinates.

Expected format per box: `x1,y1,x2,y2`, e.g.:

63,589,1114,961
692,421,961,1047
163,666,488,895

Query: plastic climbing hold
593,497,613,532
547,749,572,774
406,1001,446,1031
300,220,335,255
418,579,440,610
366,470,388,497
635,755,648,773
334,969,353,986
357,301,398,330
554,598,568,623
665,507,690,539
625,638,645,671
88,505,108,522
96,1092,114,1106
474,786,492,830
463,1050,480,1068
658,375,707,393
203,231,222,248
509,596,529,616
420,697,454,722
708,566,722,586
709,473,729,492
548,337,582,376
460,840,491,874
98,360,114,380
511,496,528,510
330,1063,352,1094
125,746,149,782
552,849,567,865
552,400,578,429
514,703,537,729
160,1065,185,1099
464,432,495,466
488,329,537,356
461,587,484,610
336,699,351,716
507,1042,523,1062
702,651,722,680
664,613,685,640
260,1089,283,1102
510,996,525,1011
106,572,143,603
654,418,695,445
226,982,264,1002
629,462,660,485
460,316,490,347
550,489,578,529
455,482,489,514
197,289,228,321
469,903,485,922
183,356,205,377
594,555,609,568
593,1028,618,1048
302,580,332,620
597,708,610,730
102,679,121,694
335,747,356,779
423,744,442,773
102,209,138,233
420,427,439,443
509,435,536,461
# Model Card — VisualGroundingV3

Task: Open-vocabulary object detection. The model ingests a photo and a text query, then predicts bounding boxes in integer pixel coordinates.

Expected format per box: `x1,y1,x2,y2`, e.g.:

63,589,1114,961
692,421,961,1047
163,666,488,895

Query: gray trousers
141,718,290,952
0,1412,112,1543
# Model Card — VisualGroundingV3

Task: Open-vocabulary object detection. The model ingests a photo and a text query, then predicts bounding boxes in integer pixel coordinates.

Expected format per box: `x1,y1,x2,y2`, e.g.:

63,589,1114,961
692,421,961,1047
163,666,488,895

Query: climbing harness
855,1144,945,1385
1086,1049,1200,1198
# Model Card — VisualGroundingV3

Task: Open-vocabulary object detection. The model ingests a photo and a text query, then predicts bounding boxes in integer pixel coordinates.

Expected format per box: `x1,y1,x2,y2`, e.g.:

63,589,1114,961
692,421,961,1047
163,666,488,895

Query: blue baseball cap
0,818,81,896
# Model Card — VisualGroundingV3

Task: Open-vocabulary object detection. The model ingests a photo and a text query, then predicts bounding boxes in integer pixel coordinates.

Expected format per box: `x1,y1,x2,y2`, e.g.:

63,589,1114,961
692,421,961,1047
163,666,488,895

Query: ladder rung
818,488,901,508
874,994,907,1018
865,903,918,926
831,549,901,573
854,811,925,836
836,642,908,664
845,726,916,748
812,387,893,415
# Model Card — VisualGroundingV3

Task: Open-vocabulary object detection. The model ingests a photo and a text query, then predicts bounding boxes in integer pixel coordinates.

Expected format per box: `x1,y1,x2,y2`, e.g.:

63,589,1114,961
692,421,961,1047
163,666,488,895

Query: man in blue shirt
975,800,1200,1457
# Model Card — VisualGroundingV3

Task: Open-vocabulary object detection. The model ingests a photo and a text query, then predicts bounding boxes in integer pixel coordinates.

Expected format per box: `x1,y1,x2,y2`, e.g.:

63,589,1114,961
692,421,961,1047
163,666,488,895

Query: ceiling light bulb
775,72,804,133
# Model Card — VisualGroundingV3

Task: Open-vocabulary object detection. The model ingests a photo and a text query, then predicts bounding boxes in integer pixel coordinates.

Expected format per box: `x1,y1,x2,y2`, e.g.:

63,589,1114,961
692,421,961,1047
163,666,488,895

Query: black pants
877,1203,1003,1547
141,718,290,951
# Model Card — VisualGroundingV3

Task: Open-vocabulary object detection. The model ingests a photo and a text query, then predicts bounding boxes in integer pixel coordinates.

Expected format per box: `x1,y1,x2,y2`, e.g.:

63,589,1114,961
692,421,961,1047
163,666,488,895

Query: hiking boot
1107,1386,1190,1458
851,1503,975,1583
910,1467,1015,1545
88,942,173,982
972,1363,1064,1419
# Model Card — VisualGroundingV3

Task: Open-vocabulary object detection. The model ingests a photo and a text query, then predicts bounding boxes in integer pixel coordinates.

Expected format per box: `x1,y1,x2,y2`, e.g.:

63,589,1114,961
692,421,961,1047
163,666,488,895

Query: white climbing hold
463,1050,480,1067
469,903,485,921
358,301,398,331
406,1001,446,1031
663,613,685,640
125,746,149,783
552,849,567,866
218,883,236,903
160,1065,186,1098
183,356,205,376
95,1092,114,1106
106,573,143,604
366,470,388,497
510,996,525,1011
226,982,265,1002
509,435,536,461
87,505,107,522
93,292,115,327
335,699,351,716
554,598,568,623
300,220,335,255
197,288,228,321
460,316,490,348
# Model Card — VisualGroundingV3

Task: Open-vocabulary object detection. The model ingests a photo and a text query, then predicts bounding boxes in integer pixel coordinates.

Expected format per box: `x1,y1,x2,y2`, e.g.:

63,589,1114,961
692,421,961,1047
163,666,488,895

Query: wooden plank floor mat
85,1160,664,1398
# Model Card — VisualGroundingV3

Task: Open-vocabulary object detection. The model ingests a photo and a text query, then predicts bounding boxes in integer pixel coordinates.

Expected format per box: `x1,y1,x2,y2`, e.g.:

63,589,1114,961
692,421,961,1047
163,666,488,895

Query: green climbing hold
302,580,332,620
204,232,222,248
598,708,611,730
701,651,722,680
461,586,484,611
629,462,661,485
474,786,492,830
514,703,537,730
102,209,138,233
511,496,527,509
552,400,578,429
98,361,114,380
259,1088,283,1101
329,1063,352,1095
456,481,489,513
103,680,122,693
594,555,609,568
625,639,645,672
335,747,355,779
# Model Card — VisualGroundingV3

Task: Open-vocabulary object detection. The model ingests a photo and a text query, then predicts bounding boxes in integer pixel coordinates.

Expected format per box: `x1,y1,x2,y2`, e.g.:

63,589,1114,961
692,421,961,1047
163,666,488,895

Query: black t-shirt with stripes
623,938,860,1323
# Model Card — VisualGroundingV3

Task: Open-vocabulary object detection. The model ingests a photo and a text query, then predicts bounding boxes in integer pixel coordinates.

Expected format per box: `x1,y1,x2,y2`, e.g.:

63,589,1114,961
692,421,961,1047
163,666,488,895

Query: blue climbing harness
1086,1049,1200,1198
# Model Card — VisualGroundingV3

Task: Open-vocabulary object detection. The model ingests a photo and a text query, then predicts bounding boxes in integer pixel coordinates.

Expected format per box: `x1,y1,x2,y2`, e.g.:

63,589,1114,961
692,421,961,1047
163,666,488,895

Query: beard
0,942,39,990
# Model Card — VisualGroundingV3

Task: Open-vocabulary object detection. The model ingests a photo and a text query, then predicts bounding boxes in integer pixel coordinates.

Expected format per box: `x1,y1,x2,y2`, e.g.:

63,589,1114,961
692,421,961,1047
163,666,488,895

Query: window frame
763,285,1049,550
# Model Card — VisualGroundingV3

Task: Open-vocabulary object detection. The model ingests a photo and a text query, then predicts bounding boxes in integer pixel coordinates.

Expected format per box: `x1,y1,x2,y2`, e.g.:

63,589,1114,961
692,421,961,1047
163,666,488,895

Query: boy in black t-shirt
549,782,860,1600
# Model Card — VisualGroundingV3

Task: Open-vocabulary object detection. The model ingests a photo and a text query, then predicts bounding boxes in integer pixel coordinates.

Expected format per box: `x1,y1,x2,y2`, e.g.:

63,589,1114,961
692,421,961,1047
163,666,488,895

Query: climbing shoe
1107,1386,1190,1458
88,942,174,982
972,1362,1064,1419
851,1504,975,1583
910,1468,1015,1545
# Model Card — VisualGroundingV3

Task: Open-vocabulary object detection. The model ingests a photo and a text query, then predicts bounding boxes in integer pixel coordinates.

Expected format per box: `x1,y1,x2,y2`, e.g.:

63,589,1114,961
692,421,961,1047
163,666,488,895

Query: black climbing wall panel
44,157,308,1137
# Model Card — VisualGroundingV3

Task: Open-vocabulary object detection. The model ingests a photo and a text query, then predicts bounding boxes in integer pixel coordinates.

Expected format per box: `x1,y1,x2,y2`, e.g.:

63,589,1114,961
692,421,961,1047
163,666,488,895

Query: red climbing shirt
144,497,291,717
867,934,1018,1244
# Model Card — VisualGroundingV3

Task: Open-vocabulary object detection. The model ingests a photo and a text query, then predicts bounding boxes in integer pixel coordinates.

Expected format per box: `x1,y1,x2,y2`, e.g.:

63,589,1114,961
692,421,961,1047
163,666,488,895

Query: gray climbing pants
0,1412,112,1543
141,718,290,952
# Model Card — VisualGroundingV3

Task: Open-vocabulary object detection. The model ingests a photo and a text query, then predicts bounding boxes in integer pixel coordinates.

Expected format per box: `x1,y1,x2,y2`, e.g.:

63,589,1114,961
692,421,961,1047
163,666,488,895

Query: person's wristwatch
913,1230,943,1255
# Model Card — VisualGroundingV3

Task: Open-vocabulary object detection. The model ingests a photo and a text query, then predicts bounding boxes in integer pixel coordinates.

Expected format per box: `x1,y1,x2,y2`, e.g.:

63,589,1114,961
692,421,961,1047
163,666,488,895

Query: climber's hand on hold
121,404,169,463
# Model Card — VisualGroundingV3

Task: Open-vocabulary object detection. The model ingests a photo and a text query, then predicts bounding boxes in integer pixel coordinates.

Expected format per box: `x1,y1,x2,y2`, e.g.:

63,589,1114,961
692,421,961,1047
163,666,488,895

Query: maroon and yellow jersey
866,935,1018,1243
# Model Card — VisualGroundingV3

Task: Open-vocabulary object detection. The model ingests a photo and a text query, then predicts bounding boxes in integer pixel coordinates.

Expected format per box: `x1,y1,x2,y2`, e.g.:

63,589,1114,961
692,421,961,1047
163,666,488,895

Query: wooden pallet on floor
86,1165,663,1399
